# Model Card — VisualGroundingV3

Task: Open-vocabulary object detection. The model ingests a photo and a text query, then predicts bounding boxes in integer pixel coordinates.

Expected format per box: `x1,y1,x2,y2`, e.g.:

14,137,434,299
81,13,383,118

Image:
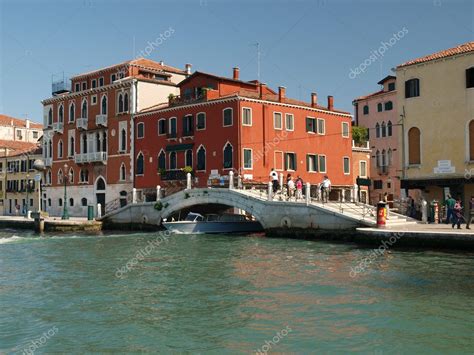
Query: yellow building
0,143,43,216
396,41,474,210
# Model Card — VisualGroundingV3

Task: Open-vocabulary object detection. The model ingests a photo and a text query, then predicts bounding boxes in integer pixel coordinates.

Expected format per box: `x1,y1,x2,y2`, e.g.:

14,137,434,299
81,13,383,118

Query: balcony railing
96,114,107,127
44,157,52,167
74,151,107,164
76,117,88,130
52,122,63,133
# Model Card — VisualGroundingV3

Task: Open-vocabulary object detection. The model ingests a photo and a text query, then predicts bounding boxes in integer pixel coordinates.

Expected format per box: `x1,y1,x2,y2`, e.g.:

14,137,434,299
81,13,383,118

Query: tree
352,126,368,146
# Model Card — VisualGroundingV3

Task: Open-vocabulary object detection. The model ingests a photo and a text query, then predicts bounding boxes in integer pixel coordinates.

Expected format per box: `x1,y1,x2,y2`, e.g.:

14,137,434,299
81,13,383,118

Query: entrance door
95,176,106,216
96,193,105,215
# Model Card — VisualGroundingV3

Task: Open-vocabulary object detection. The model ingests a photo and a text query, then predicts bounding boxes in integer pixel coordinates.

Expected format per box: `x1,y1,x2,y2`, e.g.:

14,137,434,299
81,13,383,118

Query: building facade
353,75,401,205
41,58,189,217
134,68,354,200
351,141,371,204
396,41,474,210
0,114,43,143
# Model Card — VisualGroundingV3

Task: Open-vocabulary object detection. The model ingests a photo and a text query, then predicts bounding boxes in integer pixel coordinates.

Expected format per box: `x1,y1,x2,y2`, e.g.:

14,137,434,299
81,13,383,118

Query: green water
0,230,473,354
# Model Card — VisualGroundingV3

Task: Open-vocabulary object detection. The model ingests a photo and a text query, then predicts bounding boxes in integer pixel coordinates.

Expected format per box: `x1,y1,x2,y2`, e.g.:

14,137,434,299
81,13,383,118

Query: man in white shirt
321,175,331,202
269,168,279,193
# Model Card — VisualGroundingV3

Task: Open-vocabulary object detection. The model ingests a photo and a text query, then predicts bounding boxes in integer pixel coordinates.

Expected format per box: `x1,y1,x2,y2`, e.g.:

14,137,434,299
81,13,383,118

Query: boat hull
162,221,264,234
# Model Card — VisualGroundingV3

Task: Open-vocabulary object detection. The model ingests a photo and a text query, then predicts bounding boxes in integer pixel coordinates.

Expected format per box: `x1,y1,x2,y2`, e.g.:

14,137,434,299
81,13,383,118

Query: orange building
134,68,354,200
41,59,189,216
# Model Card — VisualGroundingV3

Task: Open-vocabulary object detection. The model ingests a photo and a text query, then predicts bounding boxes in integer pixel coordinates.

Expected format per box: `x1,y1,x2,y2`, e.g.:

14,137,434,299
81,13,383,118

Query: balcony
44,157,52,167
52,122,63,133
96,114,107,127
76,118,88,130
74,151,107,164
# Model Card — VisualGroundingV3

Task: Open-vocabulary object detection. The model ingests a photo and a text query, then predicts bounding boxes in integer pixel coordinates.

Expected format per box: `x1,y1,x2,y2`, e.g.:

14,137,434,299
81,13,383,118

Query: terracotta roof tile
0,114,42,129
398,41,474,68
0,140,40,156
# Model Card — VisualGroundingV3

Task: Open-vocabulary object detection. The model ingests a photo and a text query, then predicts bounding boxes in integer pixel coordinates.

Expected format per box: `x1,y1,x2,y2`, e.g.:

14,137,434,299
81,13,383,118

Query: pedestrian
287,176,295,200
296,175,303,200
383,192,390,219
269,168,279,194
321,175,331,203
452,198,463,229
466,196,474,230
286,173,292,198
445,194,456,224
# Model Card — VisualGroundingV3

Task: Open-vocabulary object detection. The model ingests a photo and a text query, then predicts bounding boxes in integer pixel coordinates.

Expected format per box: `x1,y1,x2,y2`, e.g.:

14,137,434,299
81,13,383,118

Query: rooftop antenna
251,42,261,81
133,36,136,58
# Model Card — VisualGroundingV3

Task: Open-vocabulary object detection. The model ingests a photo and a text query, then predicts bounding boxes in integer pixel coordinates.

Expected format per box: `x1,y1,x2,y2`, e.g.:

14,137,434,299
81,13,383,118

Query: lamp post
32,159,45,213
61,163,69,220
25,173,30,218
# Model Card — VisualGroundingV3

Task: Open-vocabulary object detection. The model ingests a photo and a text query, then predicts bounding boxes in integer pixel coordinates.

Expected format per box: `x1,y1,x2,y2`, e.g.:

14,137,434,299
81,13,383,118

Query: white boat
162,212,264,234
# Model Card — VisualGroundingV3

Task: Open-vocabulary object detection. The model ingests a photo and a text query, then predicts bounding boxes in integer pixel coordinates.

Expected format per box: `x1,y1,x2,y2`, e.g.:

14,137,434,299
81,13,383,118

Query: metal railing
74,151,107,164
76,117,88,130
52,122,63,133
96,114,107,127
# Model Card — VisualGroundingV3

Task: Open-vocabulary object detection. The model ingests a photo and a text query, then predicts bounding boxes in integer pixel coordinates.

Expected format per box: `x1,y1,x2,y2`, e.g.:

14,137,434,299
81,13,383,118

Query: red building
135,68,354,199
41,58,189,216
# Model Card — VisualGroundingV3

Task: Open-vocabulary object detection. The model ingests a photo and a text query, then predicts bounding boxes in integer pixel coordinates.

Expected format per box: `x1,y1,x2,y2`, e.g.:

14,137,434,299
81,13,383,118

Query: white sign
34,174,41,181
434,160,455,174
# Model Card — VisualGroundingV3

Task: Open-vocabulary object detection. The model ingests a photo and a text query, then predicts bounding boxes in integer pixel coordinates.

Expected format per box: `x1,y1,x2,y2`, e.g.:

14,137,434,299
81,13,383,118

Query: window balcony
74,151,107,164
76,118,88,130
96,114,107,127
52,122,63,133
44,157,52,167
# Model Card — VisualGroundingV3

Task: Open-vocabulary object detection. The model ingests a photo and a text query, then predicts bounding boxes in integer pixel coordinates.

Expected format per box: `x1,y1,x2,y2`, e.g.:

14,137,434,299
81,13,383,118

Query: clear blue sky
0,0,473,123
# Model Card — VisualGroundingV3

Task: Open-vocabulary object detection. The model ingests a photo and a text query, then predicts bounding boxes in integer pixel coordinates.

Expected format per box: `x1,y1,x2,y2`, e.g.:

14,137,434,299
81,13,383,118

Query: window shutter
182,116,186,135
294,153,297,170
306,155,310,171
284,153,288,170
315,154,319,172
405,80,410,98
306,118,311,132
190,115,194,132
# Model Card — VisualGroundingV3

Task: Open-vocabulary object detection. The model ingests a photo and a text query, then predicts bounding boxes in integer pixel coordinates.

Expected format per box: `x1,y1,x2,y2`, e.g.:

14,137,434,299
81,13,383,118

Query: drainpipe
400,106,406,180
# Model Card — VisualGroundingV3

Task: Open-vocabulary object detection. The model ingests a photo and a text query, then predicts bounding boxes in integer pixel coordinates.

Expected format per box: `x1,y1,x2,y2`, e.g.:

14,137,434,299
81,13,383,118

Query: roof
0,140,40,157
353,90,385,102
178,71,259,88
0,114,42,129
377,75,396,85
398,41,474,68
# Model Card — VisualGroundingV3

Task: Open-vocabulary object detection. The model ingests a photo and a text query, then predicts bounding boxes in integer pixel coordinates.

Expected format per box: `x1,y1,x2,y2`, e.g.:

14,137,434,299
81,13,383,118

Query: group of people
444,195,474,229
269,169,332,202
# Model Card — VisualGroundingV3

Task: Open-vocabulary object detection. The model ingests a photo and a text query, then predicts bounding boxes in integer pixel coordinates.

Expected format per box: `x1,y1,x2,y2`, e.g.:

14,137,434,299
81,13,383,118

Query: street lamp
25,173,30,218
33,159,45,213
61,163,69,220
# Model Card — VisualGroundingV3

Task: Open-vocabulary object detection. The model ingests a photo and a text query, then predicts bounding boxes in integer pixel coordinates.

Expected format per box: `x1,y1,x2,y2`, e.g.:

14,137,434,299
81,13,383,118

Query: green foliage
154,202,163,211
158,168,166,175
184,192,190,199
352,126,368,146
182,166,194,175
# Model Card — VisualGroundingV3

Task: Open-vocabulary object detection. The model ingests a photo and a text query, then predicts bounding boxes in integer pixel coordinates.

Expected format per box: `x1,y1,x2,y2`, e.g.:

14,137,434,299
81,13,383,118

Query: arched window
377,103,383,112
124,93,129,112
58,105,64,123
81,198,88,206
381,122,386,137
223,142,233,169
120,163,126,181
375,150,380,167
388,148,393,166
102,132,107,152
381,149,386,167
69,198,74,207
96,177,106,190
185,149,193,168
158,150,166,171
96,133,101,151
80,169,89,183
408,127,421,165
69,136,75,156
46,170,52,185
387,121,393,137
197,145,206,171
48,108,53,126
384,101,393,111
375,123,380,138
58,198,63,207
48,140,52,158
57,169,63,184
169,117,177,137
169,151,177,170
82,134,87,153
118,93,124,113
69,168,74,183
121,128,126,151
69,102,75,122
469,120,474,161
136,152,144,175
81,99,88,118
363,105,369,115
58,140,63,158
101,95,107,115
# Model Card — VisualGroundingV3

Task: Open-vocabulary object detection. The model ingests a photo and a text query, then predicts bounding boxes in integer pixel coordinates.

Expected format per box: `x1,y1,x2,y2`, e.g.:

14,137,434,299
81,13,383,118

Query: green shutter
306,118,311,132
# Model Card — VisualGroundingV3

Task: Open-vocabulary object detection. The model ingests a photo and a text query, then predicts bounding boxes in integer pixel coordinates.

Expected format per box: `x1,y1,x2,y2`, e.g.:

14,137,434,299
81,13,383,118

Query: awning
165,143,194,152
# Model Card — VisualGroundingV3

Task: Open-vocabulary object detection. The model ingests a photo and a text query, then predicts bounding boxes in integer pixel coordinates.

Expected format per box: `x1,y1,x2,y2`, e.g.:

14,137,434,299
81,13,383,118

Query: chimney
233,67,240,80
311,92,318,107
328,95,334,111
159,60,164,65
278,86,286,102
185,63,192,75
259,83,266,99
25,119,30,129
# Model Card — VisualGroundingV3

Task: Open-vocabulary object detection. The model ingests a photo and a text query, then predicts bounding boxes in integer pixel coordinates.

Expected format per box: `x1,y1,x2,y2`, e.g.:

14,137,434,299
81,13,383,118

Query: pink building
353,75,400,205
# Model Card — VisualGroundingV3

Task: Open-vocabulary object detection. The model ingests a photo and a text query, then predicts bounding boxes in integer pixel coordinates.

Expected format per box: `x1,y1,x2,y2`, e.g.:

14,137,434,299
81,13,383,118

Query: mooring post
156,185,161,201
279,173,284,191
97,203,102,219
306,182,311,205
237,175,242,189
268,181,273,201
342,189,346,202
421,199,428,223
132,188,137,204
229,171,234,190
186,173,192,190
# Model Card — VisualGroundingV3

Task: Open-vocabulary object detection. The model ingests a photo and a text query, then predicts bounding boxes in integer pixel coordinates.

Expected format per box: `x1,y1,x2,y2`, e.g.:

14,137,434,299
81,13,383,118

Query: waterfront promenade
0,216,102,232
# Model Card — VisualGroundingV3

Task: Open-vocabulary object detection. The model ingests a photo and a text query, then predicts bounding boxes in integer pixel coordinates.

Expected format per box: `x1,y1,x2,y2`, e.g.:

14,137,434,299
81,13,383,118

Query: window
101,96,107,115
360,161,367,177
137,122,144,139
408,127,421,165
285,114,294,131
46,170,52,185
405,78,420,98
59,198,63,207
183,115,194,136
363,105,369,115
381,149,387,167
58,140,63,158
58,104,64,123
136,153,144,175
317,118,325,135
223,142,233,169
196,113,206,130
111,74,116,83
33,131,38,139
69,103,75,122
124,93,129,112
381,122,386,137
243,149,253,169
342,122,350,138
120,128,126,152
387,121,393,136
99,77,104,87
158,150,166,170
373,180,383,190
80,169,89,183
69,198,74,207
274,151,284,171
69,136,75,156
183,149,192,168
375,123,380,138
81,198,88,207
120,163,126,181
197,146,206,171
307,154,318,172
81,99,87,118
223,108,233,126
118,93,124,113
158,119,167,135
75,83,80,92
68,168,74,183
470,120,474,161
169,152,177,170
384,101,393,111
388,82,396,91
92,79,97,88
169,117,177,138
48,198,52,207
91,95,97,105
306,117,316,133
377,103,383,112
242,108,252,126
343,157,350,174
375,150,380,167
319,155,327,173
467,67,474,88
57,169,63,184
82,82,87,91
48,108,53,126
387,148,393,166
283,152,296,171
273,112,282,130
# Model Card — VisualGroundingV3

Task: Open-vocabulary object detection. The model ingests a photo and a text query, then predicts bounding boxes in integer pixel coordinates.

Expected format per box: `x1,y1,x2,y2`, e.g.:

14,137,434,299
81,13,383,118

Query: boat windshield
185,213,204,222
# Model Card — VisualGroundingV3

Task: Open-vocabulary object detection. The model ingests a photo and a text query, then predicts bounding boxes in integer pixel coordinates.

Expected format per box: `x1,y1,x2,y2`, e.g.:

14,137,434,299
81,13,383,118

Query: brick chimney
233,67,240,80
311,93,318,107
185,63,192,75
259,83,267,99
278,86,286,102
327,95,334,111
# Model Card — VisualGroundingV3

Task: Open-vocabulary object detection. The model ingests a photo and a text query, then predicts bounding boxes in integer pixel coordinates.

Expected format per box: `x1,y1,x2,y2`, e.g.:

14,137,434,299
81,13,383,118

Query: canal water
0,230,473,353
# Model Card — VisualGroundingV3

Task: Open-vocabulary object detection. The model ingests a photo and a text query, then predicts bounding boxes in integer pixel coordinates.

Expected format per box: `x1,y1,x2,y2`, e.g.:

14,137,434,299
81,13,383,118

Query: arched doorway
95,176,106,216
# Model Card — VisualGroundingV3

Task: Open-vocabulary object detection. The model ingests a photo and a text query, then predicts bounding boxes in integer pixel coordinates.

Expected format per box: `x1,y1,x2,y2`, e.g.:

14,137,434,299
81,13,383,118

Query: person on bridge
321,176,331,203
287,175,295,200
296,176,304,200
270,168,279,193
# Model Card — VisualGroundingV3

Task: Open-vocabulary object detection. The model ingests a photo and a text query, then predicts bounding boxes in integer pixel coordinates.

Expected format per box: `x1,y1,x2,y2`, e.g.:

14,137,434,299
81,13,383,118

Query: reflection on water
0,231,473,353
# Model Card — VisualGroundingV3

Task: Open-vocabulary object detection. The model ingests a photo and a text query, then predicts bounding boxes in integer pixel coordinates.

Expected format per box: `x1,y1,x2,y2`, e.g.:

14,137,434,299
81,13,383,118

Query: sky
0,0,473,124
